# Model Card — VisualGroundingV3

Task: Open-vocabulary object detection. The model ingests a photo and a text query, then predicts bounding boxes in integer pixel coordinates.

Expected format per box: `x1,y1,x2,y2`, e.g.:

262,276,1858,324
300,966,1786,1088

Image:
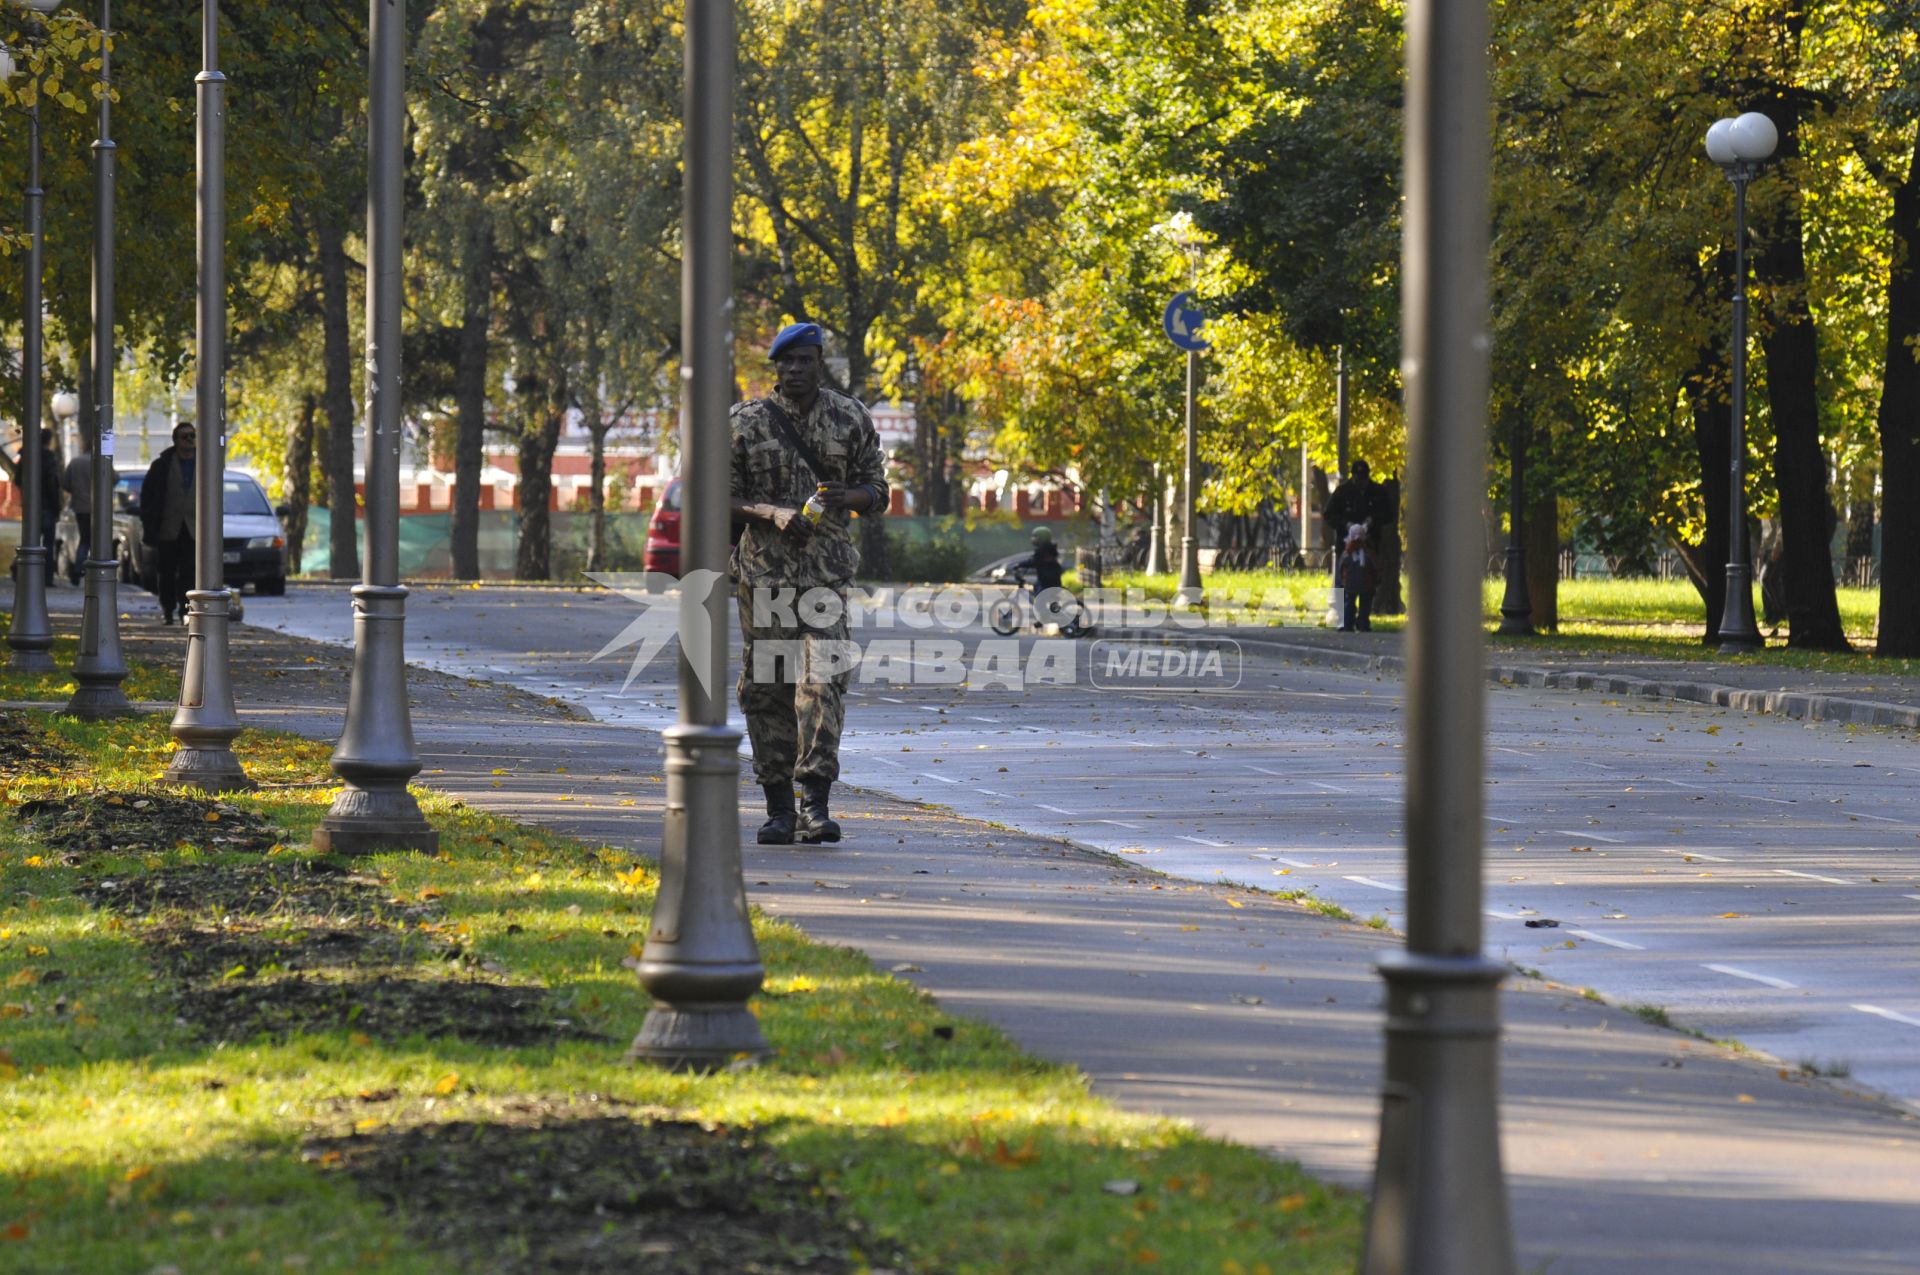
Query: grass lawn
0,660,1361,1271
1096,569,1911,676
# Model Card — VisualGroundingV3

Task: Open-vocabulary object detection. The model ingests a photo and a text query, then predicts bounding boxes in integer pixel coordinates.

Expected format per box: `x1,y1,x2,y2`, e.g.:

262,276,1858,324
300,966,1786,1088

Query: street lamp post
627,0,768,1071
165,0,247,790
311,0,436,853
1360,0,1515,1270
67,0,130,719
1705,112,1777,654
5,0,62,675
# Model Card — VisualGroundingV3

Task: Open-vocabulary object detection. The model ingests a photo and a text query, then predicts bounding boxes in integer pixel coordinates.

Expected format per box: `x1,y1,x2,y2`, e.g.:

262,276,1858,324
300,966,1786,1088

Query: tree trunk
587,424,609,573
514,361,565,581
1374,475,1404,614
1684,340,1741,642
1524,423,1559,633
1751,83,1847,648
1877,129,1920,656
451,211,492,580
285,392,315,575
317,211,361,580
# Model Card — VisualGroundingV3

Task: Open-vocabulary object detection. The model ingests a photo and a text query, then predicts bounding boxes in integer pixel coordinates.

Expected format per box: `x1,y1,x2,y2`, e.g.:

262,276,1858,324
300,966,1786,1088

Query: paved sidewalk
1109,621,1920,730
78,603,1920,1274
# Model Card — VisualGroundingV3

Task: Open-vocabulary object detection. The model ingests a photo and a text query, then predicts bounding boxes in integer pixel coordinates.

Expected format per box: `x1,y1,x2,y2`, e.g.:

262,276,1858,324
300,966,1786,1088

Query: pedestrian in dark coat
140,421,198,625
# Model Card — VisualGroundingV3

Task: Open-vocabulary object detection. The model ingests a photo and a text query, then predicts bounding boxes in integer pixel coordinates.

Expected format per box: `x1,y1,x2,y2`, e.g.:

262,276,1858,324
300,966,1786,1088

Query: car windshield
661,480,682,512
224,477,273,516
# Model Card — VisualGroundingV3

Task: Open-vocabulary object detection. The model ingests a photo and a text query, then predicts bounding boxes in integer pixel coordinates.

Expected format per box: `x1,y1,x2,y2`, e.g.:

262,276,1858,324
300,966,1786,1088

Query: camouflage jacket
730,387,889,589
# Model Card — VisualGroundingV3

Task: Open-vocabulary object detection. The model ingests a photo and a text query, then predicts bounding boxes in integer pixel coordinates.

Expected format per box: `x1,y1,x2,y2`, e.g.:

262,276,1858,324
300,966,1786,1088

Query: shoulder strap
760,399,833,483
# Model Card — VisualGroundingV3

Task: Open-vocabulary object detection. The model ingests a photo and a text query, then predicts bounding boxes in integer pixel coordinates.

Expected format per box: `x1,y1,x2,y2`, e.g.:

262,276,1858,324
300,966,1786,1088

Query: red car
643,477,682,577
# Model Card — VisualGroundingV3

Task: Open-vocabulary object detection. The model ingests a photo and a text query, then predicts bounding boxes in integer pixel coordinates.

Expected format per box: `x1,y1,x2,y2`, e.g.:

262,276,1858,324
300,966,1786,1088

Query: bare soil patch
0,712,73,779
75,858,420,922
17,790,282,861
303,1096,905,1274
178,974,605,1047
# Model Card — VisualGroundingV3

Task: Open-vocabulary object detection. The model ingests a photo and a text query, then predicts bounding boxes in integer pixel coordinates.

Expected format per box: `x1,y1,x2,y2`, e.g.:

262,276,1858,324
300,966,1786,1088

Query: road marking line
1263,855,1316,868
1343,875,1403,892
1554,830,1625,844
1776,869,1853,886
967,716,999,723
1308,781,1352,794
1178,835,1232,847
876,696,905,703
1036,803,1078,816
917,771,958,785
1749,795,1796,805
916,705,944,714
866,756,904,768
1905,894,1920,903
975,788,1004,797
1569,929,1644,950
1485,908,1524,920
1853,1004,1920,1030
1842,810,1904,824
1093,819,1144,830
1704,963,1797,990
1245,765,1288,777
1657,847,1732,863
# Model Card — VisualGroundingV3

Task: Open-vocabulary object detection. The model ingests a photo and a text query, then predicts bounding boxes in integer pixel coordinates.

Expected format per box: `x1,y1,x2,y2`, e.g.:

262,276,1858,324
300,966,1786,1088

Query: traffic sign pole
1162,292,1207,607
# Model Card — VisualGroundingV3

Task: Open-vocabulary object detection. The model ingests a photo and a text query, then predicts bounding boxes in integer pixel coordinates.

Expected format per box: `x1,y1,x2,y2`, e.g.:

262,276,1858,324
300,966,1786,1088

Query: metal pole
1716,169,1760,651
1496,409,1532,635
629,0,768,1070
1300,443,1316,558
69,0,132,718
8,94,54,673
1143,463,1166,575
1174,348,1204,606
312,0,436,852
166,0,248,789
1360,0,1515,1268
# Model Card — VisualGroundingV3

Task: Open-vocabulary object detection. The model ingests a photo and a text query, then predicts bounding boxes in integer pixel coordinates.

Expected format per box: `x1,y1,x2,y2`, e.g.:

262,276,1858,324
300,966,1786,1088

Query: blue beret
770,322,824,360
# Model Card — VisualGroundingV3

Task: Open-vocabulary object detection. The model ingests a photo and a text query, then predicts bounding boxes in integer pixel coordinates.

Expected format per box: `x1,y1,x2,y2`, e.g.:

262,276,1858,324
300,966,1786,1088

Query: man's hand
814,480,866,511
769,506,815,537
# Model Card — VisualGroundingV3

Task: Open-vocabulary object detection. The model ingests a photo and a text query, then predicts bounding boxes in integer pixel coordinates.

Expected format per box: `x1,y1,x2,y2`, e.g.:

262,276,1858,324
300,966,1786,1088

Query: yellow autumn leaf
1224,898,1244,909
434,1072,460,1095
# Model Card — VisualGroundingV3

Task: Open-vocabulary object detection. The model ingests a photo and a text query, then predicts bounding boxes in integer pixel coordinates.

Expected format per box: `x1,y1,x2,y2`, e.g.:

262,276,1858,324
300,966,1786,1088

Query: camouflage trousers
736,577,853,787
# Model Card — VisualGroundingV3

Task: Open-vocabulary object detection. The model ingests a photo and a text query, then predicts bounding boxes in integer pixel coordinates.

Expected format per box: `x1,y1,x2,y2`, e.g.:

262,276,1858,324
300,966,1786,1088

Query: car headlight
245,536,285,550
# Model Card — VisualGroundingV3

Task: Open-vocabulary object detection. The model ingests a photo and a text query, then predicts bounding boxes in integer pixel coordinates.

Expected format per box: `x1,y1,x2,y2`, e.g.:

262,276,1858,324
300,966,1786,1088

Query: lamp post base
7,545,55,673
627,1004,771,1073
1362,951,1514,1275
1496,545,1533,635
312,786,439,855
165,589,251,793
1716,562,1762,653
1174,536,1205,608
313,585,437,854
67,558,133,719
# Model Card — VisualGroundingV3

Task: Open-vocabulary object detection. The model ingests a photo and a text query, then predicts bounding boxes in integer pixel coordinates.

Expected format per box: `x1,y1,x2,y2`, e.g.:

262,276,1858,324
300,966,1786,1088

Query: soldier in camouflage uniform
729,322,889,845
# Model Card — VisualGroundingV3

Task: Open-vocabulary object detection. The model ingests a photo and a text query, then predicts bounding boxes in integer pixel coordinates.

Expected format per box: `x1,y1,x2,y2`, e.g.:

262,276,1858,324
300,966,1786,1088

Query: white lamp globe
0,47,13,79
1704,119,1738,165
49,390,79,420
1730,112,1779,162
18,1,64,13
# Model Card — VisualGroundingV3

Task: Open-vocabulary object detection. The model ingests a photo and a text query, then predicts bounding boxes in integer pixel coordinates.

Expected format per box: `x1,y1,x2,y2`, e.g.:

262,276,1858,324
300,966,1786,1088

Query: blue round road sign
1162,291,1208,352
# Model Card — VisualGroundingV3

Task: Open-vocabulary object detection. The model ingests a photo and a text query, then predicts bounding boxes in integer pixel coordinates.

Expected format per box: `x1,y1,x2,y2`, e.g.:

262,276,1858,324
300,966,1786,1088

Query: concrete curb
1104,627,1920,731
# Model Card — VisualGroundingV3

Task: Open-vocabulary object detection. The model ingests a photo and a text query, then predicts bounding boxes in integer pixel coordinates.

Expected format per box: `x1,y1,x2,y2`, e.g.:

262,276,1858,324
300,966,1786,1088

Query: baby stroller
1334,520,1377,632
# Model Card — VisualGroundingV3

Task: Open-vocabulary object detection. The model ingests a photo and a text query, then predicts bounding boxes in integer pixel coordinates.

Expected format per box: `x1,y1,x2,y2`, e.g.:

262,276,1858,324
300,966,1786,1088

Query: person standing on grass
140,421,197,626
729,322,889,847
61,437,94,585
1324,460,1387,629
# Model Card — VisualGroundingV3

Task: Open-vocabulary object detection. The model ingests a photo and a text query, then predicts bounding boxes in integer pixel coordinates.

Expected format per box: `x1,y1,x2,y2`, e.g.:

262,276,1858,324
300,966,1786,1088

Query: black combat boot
757,783,797,845
794,778,841,844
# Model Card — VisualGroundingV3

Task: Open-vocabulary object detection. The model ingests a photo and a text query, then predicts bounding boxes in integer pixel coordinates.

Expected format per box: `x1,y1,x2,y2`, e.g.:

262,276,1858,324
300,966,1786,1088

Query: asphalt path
246,582,1920,1113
